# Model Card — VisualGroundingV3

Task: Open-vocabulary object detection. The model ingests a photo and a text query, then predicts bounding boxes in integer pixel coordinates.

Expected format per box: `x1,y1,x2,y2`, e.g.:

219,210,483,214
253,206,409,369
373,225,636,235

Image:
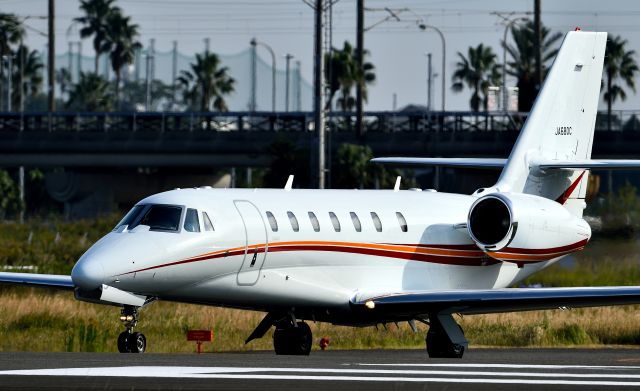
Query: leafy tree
603,35,639,131
332,143,405,189
178,51,235,112
56,68,72,101
120,79,173,111
0,169,23,220
324,41,375,111
452,43,501,112
105,10,141,106
263,137,310,188
9,45,43,110
504,21,562,111
74,0,119,73
66,72,113,111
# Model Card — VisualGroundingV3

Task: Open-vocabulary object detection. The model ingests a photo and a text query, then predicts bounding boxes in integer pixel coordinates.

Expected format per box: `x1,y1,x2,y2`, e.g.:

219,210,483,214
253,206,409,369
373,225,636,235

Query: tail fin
495,31,607,216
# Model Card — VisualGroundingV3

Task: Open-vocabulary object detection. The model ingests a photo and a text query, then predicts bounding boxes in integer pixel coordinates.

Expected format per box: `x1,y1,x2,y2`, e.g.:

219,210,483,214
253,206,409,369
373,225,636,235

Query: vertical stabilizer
494,31,607,216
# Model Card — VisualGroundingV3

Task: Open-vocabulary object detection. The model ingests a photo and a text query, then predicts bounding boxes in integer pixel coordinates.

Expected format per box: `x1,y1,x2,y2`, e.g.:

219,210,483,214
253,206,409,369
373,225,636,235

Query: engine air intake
468,195,513,250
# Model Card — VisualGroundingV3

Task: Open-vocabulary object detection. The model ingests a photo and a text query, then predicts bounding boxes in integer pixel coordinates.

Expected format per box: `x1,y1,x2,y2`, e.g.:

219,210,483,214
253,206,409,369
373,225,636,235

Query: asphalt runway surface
0,348,640,390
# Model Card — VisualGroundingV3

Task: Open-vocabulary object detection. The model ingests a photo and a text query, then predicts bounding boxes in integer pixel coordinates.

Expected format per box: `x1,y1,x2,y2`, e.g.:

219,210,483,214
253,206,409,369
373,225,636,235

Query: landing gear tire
117,306,146,353
127,332,147,353
117,331,131,353
426,316,466,358
273,321,312,355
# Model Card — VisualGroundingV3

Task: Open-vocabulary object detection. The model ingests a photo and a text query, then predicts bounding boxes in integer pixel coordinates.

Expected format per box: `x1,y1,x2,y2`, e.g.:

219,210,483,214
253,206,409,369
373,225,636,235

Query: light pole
250,38,276,112
418,24,445,113
502,17,528,111
285,53,294,112
145,51,153,111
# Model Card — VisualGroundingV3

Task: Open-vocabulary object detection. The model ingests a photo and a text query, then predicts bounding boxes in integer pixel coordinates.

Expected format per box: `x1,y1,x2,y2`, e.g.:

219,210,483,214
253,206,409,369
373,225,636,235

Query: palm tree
452,43,501,112
504,21,562,111
105,10,141,106
10,45,44,110
603,35,639,131
66,72,113,111
0,13,25,109
324,41,375,111
178,51,235,112
0,13,24,56
74,0,119,73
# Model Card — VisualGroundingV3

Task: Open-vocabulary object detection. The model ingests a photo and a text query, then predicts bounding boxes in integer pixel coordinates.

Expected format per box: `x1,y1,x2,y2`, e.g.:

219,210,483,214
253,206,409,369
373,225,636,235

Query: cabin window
371,212,382,232
396,212,408,232
184,208,201,232
329,212,341,232
202,212,214,231
350,212,362,232
135,204,183,232
266,211,278,232
308,212,320,232
287,211,300,232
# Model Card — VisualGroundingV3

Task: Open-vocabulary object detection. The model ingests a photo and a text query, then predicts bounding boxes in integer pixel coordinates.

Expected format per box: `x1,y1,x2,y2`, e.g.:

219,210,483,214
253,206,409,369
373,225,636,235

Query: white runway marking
1,365,640,386
356,363,640,370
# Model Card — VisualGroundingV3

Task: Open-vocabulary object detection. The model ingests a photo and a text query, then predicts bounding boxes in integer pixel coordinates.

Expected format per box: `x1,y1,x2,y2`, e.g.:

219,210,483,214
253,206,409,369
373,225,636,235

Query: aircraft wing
351,286,640,316
0,272,74,290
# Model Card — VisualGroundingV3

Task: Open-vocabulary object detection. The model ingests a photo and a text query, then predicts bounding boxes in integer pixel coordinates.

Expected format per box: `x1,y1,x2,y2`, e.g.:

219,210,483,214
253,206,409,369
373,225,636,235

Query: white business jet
3,30,640,358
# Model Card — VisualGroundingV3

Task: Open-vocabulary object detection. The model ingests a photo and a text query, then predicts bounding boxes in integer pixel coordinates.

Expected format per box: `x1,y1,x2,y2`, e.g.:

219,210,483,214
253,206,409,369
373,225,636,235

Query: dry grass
1,289,639,353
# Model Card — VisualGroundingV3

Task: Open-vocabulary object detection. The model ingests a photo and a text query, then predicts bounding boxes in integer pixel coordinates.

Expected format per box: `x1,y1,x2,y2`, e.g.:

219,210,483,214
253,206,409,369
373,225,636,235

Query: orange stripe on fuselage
120,239,588,276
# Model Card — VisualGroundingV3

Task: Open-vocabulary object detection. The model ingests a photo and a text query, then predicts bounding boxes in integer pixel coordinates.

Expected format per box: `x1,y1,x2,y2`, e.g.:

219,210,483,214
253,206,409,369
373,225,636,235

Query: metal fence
0,110,637,133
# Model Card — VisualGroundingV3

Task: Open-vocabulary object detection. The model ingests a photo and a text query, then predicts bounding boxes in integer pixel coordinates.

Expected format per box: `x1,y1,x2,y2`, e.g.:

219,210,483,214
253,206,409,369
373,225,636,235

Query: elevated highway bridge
1,110,639,168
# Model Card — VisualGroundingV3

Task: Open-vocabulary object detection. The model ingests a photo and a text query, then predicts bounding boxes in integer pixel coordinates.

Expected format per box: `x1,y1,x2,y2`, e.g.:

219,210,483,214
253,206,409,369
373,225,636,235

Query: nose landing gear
117,305,147,353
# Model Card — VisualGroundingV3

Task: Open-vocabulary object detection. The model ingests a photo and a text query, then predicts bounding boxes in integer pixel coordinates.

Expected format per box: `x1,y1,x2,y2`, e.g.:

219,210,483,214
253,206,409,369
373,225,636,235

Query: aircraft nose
71,257,105,290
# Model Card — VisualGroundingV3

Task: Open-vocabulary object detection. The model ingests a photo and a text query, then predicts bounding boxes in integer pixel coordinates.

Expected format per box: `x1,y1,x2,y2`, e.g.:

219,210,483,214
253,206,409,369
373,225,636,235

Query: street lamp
502,17,528,111
250,38,277,112
418,24,446,113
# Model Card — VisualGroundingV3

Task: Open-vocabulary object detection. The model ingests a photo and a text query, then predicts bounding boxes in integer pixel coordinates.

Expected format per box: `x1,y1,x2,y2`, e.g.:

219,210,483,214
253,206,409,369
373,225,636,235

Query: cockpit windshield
115,204,184,232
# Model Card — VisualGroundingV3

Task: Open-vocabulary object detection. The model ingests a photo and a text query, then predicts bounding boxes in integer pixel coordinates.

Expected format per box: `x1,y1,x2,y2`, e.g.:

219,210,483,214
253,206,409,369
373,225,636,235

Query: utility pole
285,53,293,112
295,60,302,111
171,41,177,108
48,0,55,111
534,0,542,92
250,42,257,111
427,53,432,110
355,0,364,138
313,0,326,189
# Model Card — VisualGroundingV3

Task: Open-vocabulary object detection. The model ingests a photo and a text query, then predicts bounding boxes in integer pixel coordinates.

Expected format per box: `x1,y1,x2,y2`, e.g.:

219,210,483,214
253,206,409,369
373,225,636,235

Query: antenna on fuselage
284,175,294,191
393,176,401,192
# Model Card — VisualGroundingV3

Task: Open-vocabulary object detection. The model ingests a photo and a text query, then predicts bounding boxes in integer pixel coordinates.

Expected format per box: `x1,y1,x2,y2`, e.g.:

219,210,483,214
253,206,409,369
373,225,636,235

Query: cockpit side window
184,208,201,232
202,212,214,231
133,204,183,232
114,205,145,231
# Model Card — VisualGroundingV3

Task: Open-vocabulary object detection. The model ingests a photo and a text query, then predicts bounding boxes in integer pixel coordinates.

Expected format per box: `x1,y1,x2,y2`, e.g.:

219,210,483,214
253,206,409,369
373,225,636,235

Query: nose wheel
117,306,147,353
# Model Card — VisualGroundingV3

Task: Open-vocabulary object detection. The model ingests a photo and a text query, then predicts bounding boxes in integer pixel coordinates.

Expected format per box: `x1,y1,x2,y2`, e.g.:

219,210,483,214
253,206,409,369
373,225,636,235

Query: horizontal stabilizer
534,159,640,171
0,272,74,290
372,157,640,172
352,286,640,316
371,157,506,169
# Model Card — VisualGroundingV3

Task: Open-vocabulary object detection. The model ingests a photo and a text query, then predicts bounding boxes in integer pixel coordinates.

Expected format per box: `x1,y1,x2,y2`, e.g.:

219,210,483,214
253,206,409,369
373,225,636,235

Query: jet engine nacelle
467,192,591,262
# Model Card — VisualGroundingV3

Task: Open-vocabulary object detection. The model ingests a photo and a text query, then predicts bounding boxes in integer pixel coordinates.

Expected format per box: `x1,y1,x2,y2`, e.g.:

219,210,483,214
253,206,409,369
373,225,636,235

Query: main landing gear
117,305,147,353
425,312,468,358
245,313,312,355
273,320,312,355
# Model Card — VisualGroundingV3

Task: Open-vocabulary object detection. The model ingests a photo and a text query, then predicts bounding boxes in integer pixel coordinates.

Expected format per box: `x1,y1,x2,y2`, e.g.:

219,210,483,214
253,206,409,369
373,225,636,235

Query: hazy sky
3,0,640,111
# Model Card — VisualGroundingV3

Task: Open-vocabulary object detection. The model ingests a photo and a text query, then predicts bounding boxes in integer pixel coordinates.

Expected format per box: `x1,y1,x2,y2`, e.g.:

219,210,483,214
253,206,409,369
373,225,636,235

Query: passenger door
234,200,268,285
